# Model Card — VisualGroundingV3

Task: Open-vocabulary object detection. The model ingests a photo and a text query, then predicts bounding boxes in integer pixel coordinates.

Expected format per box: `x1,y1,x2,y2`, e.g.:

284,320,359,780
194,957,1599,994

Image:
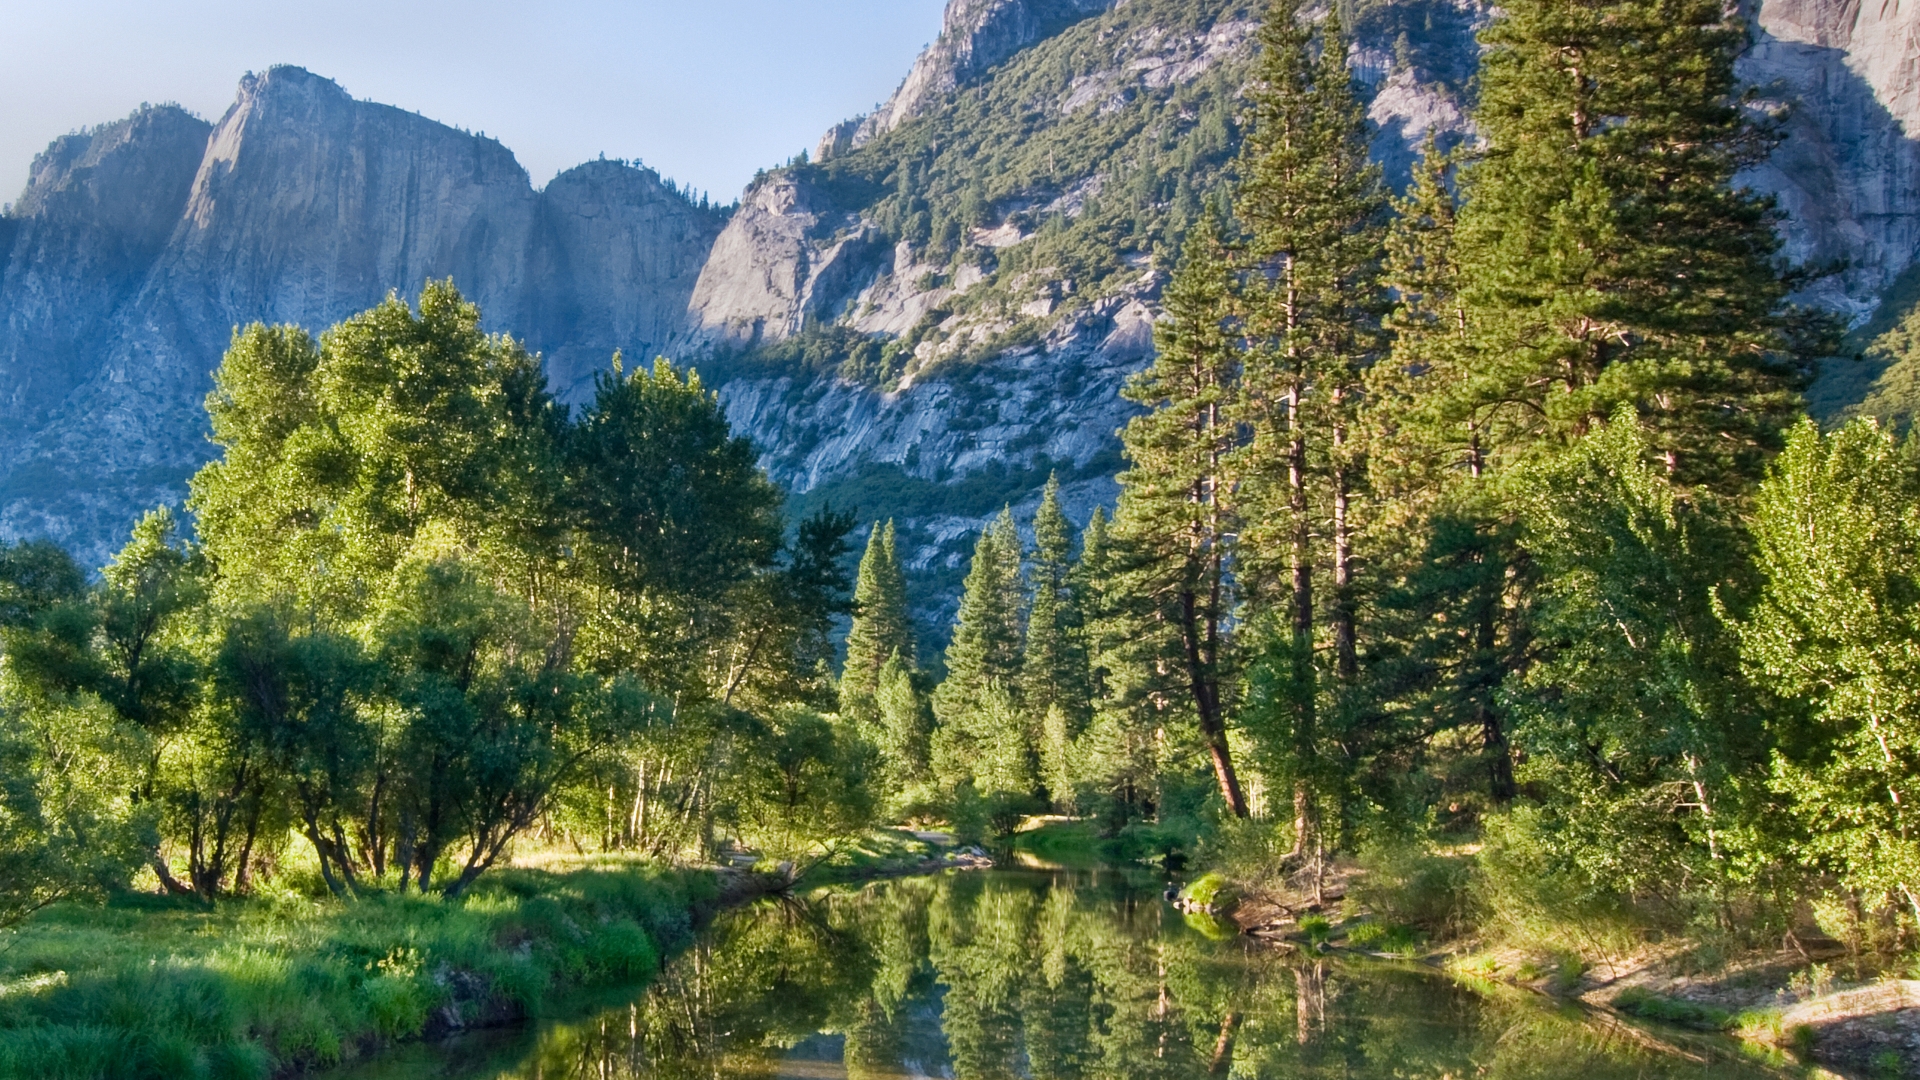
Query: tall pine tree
1449,0,1805,489
1115,209,1250,817
1023,475,1090,726
932,509,1027,734
1233,0,1387,844
843,520,914,715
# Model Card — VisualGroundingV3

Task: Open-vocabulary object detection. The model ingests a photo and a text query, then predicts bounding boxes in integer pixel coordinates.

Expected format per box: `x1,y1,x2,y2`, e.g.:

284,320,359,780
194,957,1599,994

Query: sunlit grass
0,860,713,1080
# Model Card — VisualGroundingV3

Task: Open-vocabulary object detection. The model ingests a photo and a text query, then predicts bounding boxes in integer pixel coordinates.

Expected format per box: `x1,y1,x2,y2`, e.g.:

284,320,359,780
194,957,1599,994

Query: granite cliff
5,0,1920,637
0,67,723,562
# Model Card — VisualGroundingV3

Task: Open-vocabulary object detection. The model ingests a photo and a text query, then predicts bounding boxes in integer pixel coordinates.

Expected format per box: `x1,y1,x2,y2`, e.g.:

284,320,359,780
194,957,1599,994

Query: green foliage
1351,842,1476,938
1502,412,1769,899
1112,209,1248,816
1448,0,1808,490
729,708,878,855
843,520,915,713
1021,475,1089,732
1742,418,1920,915
0,861,710,1079
931,509,1027,754
1611,987,1741,1032
0,282,868,914
1179,871,1235,908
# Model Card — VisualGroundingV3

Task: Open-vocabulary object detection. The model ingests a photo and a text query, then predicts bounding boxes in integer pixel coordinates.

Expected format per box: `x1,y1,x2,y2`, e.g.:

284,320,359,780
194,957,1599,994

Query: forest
3,0,1919,1071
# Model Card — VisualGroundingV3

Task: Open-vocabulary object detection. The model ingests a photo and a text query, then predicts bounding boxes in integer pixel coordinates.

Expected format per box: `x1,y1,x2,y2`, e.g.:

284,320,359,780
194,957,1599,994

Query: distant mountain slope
0,67,724,565
4,0,1920,641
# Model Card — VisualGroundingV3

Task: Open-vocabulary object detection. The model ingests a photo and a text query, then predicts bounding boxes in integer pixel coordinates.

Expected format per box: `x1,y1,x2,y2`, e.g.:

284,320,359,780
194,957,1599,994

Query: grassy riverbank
0,861,717,1080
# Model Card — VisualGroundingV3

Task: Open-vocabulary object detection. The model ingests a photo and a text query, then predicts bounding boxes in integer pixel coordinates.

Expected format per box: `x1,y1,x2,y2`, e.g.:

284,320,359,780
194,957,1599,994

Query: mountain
0,67,723,561
3,0,1920,643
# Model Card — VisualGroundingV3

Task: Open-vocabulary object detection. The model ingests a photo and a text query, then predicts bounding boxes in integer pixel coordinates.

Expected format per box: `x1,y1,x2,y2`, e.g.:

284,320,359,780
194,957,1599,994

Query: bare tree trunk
1288,373,1317,859
1331,406,1356,683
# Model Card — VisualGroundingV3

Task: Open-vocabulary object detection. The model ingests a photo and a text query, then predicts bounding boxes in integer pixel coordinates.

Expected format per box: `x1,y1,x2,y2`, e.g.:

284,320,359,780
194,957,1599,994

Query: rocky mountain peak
819,0,1118,157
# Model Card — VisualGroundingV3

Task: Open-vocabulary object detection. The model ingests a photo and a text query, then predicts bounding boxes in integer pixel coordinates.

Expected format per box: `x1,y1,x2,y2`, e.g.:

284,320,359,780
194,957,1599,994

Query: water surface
341,866,1797,1079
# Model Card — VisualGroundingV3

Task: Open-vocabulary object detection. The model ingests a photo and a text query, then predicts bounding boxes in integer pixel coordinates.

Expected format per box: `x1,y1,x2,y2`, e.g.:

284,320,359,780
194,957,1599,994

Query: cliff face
533,160,727,399
0,67,724,563
0,105,211,461
820,0,1120,157
1741,0,1920,314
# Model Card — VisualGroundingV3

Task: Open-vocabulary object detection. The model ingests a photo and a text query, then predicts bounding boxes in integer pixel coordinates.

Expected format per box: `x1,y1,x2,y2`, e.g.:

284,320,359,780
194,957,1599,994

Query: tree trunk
1476,593,1518,802
1287,375,1317,858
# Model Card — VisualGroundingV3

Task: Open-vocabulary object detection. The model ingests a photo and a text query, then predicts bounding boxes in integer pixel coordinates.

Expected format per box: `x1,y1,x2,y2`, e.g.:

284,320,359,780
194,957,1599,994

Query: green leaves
1742,419,1920,909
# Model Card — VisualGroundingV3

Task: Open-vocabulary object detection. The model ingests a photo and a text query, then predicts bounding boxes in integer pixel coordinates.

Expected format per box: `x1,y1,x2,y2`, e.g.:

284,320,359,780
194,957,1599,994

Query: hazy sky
0,0,948,202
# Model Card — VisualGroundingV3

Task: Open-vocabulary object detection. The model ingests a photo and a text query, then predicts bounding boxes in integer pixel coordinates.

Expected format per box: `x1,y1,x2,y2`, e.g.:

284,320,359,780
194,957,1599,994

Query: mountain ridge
3,0,1920,642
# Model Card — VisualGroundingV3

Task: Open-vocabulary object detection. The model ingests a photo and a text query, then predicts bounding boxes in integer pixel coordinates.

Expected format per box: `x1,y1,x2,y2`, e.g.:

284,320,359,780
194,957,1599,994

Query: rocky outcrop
9,0,1920,614
532,160,726,399
0,66,723,564
827,0,1120,154
0,105,210,461
682,174,878,347
1741,0,1920,315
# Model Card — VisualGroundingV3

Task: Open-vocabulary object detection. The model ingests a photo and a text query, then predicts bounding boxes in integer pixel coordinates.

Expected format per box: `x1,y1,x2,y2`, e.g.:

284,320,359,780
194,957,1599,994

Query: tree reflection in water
351,869,1792,1080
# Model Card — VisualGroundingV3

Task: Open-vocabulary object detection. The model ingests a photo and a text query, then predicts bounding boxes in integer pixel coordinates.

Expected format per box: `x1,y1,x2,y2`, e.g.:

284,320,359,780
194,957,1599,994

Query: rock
0,66,724,565
833,0,1120,151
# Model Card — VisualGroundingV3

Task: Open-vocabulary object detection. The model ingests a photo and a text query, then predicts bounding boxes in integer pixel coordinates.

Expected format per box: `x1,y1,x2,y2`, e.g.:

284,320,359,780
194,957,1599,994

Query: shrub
1352,841,1475,939
1298,914,1332,946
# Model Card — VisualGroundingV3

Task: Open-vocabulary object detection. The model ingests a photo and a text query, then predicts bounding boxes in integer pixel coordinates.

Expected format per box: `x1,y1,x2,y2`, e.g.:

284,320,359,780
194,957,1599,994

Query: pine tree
1023,475,1089,727
1040,704,1077,812
1232,0,1387,842
843,520,914,714
874,650,932,796
1115,209,1249,817
932,509,1027,736
1371,133,1479,512
1450,0,1805,489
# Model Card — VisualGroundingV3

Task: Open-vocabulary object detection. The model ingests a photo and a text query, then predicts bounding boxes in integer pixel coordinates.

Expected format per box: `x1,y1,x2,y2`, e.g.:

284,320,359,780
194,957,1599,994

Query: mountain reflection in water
339,868,1794,1080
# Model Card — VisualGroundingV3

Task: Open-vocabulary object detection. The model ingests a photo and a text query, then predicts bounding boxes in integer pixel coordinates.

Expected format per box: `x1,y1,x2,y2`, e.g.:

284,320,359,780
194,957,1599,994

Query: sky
0,0,949,202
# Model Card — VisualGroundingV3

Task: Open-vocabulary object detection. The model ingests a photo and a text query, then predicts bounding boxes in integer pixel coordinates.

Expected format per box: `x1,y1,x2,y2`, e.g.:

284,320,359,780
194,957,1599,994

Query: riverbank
1221,867,1912,1079
0,860,725,1080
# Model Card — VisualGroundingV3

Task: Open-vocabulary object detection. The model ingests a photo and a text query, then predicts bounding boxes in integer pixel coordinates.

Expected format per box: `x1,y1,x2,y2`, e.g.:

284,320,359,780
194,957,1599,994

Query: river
333,865,1798,1079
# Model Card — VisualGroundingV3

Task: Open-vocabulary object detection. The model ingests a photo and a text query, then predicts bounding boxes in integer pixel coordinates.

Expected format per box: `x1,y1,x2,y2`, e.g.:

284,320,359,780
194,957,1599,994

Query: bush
1179,873,1235,909
1352,841,1476,939
1475,808,1647,957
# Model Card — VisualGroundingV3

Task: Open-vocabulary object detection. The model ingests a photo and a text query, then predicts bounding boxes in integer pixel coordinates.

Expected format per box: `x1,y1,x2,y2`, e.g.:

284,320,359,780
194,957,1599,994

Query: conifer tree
1371,133,1478,510
1450,0,1805,489
1231,0,1386,842
1115,209,1249,817
874,650,932,796
843,520,914,714
1040,704,1076,812
1023,475,1089,726
932,510,1027,735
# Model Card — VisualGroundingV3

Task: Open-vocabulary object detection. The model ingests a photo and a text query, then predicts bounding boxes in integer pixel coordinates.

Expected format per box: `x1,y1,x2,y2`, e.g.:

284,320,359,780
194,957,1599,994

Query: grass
1179,873,1235,909
1346,920,1421,958
0,860,716,1080
1611,986,1785,1039
796,829,943,884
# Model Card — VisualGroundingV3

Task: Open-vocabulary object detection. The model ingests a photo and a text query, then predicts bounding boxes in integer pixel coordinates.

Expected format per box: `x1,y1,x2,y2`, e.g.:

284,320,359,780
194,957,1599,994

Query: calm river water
336,865,1797,1079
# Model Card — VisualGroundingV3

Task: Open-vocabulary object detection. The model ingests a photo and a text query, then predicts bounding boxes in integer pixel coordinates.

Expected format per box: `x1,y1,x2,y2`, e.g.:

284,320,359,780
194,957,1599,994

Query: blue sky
0,0,948,202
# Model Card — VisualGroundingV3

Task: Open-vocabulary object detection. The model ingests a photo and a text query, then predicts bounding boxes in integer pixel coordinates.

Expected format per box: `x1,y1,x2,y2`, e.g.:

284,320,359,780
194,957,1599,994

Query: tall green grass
0,861,715,1080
